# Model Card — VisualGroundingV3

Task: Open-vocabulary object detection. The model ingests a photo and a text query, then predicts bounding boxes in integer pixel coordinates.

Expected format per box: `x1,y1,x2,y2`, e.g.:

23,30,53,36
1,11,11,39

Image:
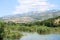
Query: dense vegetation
0,16,60,40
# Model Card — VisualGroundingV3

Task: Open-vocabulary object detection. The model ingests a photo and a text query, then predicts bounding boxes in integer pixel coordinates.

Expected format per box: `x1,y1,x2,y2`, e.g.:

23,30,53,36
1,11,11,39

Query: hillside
1,10,60,23
3,17,36,23
39,16,60,27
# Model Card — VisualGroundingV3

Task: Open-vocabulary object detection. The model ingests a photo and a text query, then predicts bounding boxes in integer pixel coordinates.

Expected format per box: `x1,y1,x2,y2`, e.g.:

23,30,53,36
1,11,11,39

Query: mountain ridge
1,10,60,23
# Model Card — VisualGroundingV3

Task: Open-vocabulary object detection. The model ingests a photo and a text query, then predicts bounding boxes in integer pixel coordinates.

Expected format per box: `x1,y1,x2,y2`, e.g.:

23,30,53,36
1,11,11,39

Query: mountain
40,16,60,27
1,10,60,23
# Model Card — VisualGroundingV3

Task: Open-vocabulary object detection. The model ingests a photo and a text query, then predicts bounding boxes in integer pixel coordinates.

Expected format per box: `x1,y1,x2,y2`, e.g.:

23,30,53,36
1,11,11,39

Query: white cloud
13,0,56,14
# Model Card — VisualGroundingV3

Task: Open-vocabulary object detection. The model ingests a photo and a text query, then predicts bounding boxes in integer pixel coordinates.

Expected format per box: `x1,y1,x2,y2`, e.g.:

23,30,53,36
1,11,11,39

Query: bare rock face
54,18,60,24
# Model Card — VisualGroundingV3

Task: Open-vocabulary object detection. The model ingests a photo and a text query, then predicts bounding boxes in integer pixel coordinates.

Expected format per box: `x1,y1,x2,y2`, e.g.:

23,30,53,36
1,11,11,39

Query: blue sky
0,0,60,17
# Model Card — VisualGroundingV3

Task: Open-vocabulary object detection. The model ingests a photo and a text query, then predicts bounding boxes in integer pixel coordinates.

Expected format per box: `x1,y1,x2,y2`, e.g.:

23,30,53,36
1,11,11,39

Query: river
20,32,60,40
4,32,60,40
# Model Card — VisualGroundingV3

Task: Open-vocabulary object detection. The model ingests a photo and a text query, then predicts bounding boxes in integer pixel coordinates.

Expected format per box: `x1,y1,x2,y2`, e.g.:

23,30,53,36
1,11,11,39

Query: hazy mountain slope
2,10,60,23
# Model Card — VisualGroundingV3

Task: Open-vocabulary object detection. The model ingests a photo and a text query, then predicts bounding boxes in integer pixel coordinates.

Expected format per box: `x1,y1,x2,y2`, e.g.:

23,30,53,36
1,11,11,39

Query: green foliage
0,19,5,40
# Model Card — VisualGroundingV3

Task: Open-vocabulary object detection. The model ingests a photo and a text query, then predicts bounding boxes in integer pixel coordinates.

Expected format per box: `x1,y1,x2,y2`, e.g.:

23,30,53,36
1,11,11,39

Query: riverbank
3,25,60,39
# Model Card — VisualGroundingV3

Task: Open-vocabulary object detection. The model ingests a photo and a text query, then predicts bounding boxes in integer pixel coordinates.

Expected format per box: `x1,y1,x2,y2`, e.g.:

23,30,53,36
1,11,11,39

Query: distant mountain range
1,10,60,23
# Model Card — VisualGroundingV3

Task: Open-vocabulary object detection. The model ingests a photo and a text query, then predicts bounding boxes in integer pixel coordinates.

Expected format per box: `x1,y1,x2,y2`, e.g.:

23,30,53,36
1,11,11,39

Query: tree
0,21,4,40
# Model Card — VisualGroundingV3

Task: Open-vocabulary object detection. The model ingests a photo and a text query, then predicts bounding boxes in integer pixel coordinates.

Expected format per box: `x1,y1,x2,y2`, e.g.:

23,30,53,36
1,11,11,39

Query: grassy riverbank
3,25,60,40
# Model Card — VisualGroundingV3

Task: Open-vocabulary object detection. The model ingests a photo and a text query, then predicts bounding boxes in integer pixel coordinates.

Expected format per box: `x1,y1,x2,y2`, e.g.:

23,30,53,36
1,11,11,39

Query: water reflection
20,32,60,40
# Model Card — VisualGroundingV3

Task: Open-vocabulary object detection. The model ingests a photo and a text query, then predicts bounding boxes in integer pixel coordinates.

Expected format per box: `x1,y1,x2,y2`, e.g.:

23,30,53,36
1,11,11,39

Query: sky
0,0,60,17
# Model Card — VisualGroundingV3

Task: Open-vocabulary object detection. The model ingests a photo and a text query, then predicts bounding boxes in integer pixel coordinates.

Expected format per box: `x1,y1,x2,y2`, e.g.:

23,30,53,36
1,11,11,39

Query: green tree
0,20,4,40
